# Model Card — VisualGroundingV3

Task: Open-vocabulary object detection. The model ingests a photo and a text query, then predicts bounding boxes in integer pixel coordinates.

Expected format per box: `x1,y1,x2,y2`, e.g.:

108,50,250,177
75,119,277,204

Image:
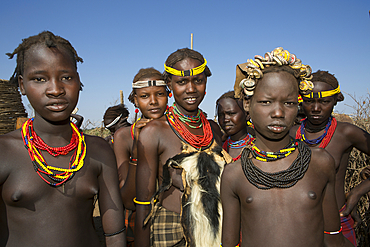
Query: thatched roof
0,79,28,134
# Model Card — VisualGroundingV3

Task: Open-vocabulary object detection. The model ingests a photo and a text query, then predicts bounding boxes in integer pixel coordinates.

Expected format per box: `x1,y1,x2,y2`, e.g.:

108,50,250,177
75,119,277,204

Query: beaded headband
301,86,340,99
164,59,207,77
234,47,314,98
132,80,167,89
105,114,122,128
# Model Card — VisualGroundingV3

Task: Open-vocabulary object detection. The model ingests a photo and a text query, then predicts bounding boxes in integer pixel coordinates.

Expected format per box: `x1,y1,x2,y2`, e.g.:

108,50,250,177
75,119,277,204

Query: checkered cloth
150,204,186,247
125,209,136,246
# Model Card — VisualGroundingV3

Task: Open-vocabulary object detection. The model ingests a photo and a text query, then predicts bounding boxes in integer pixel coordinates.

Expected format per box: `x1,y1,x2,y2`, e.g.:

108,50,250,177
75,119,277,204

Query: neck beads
21,118,86,187
251,139,298,162
296,116,337,148
241,140,311,190
223,133,255,161
167,103,213,150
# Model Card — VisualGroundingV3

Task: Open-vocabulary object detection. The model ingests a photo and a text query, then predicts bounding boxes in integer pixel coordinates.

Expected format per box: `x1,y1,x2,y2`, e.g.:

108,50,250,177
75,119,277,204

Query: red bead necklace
167,105,213,149
296,117,337,148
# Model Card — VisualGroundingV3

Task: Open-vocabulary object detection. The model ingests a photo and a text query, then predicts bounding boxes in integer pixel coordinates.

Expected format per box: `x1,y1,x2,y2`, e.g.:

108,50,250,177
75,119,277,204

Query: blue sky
1,0,369,127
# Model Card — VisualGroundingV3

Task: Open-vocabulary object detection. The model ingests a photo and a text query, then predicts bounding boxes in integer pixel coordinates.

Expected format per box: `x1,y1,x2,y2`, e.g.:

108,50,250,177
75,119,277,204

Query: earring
204,92,207,95
134,108,139,122
169,92,172,98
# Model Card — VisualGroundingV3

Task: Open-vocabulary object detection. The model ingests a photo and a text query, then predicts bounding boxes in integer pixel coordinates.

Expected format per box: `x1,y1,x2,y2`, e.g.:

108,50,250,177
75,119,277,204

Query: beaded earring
169,92,172,98
134,108,139,122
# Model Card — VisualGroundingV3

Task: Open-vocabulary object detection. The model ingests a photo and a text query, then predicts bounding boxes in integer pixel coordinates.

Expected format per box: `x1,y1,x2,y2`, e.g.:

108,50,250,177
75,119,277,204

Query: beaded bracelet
130,157,138,162
104,225,126,237
133,197,156,205
129,161,137,166
324,226,343,235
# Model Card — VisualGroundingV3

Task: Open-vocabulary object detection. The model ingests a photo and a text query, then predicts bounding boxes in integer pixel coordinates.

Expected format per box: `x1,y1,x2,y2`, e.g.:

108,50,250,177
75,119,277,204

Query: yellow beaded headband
234,47,314,98
132,80,167,89
164,59,207,77
302,86,341,99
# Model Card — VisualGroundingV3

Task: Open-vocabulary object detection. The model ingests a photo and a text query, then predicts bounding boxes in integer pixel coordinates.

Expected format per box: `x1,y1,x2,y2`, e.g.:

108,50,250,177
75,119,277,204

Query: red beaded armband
324,226,342,235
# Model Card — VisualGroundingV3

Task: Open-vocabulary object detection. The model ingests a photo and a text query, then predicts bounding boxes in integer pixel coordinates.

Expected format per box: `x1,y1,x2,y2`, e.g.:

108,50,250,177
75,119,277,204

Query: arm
120,119,153,210
320,151,354,247
209,119,223,146
95,137,126,247
341,177,370,217
221,163,241,247
134,123,160,247
113,127,135,209
345,123,370,155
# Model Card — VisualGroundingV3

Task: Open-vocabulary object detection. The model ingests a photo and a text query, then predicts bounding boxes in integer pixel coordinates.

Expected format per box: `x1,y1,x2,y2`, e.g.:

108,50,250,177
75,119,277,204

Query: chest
1,148,100,208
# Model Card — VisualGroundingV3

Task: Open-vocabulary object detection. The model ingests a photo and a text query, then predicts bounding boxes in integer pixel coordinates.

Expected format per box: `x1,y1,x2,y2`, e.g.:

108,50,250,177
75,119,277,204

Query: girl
0,31,126,247
216,91,254,162
134,48,231,247
113,68,168,246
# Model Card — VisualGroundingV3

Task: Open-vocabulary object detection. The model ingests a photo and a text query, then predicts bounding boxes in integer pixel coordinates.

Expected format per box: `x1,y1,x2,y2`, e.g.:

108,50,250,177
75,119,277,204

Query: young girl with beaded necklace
221,47,353,247
290,70,370,246
113,67,169,246
134,48,231,247
0,31,126,247
217,91,255,162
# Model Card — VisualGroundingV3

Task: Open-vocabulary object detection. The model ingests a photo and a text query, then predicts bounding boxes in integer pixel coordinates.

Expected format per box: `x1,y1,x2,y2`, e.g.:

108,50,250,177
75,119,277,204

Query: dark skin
290,81,370,217
134,58,222,247
217,97,248,159
113,80,168,210
221,72,353,247
0,44,126,247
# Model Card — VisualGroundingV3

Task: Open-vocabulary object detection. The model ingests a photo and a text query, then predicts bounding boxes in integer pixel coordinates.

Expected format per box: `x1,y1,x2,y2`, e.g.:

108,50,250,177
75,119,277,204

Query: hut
0,79,28,135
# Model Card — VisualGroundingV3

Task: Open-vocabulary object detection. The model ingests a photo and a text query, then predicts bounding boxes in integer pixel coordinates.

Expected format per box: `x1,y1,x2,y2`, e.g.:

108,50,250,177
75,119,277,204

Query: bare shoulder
0,130,26,183
0,129,23,157
114,125,131,139
222,160,243,188
208,119,222,144
84,134,116,165
139,117,170,138
337,121,366,136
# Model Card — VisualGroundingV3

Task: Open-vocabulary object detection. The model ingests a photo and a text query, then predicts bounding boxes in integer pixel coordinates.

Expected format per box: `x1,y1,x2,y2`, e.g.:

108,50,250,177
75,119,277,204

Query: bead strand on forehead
296,116,337,148
251,139,299,162
21,118,86,187
167,104,213,150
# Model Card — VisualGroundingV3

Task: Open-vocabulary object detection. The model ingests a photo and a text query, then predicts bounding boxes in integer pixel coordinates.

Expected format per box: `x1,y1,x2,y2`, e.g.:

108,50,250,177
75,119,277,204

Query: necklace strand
21,118,86,187
241,140,311,190
167,104,213,149
296,117,337,148
251,139,298,162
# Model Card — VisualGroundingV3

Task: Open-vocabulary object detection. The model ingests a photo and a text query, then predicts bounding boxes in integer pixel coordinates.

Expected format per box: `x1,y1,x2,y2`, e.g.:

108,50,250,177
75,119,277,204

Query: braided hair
6,31,83,87
311,70,344,101
163,48,211,83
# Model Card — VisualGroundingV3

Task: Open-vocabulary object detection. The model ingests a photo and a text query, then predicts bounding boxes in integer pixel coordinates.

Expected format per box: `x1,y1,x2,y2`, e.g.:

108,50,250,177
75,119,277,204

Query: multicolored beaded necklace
242,140,311,190
172,103,202,129
251,139,298,162
222,134,255,161
296,116,337,148
167,104,213,150
21,118,86,188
